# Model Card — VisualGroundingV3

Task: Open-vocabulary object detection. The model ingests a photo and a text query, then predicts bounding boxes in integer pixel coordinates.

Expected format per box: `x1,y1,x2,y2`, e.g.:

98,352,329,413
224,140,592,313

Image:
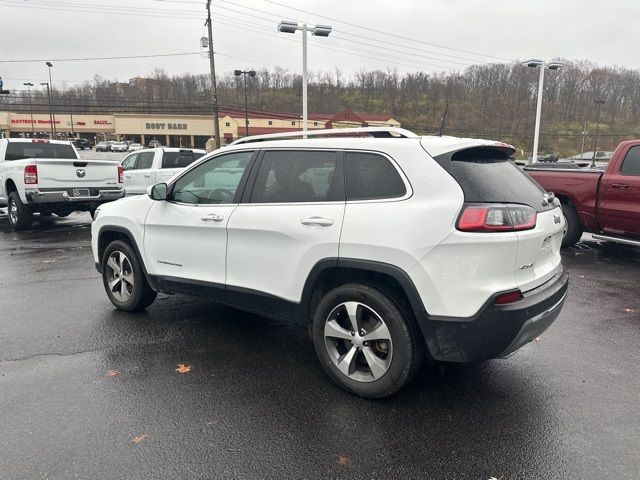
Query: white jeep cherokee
91,127,568,398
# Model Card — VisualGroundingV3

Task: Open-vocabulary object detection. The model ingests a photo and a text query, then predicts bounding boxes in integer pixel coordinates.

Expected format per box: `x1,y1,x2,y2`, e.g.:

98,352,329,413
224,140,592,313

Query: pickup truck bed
525,140,640,247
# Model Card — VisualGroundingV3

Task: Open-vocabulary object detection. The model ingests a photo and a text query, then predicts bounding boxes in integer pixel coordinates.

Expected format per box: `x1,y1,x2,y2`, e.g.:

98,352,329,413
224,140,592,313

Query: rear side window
439,147,551,211
5,142,76,160
250,150,341,203
345,152,406,200
162,151,204,169
136,152,155,169
620,146,640,175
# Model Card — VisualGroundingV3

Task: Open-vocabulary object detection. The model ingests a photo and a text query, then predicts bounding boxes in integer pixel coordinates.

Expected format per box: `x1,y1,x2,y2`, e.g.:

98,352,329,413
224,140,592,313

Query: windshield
5,142,77,160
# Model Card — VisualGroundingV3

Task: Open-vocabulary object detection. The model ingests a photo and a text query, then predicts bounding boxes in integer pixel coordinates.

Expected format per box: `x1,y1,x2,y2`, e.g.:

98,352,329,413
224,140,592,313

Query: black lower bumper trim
418,267,569,363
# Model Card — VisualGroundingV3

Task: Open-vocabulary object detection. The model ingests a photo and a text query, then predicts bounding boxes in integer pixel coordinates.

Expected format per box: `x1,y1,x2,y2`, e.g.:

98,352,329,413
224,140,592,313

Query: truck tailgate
35,159,120,189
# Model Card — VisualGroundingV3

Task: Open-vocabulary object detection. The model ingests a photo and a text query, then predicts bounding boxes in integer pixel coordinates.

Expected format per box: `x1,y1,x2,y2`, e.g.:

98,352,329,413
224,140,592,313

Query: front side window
620,146,640,175
250,150,340,203
345,151,406,200
161,151,205,169
121,153,138,170
136,152,155,170
171,151,253,205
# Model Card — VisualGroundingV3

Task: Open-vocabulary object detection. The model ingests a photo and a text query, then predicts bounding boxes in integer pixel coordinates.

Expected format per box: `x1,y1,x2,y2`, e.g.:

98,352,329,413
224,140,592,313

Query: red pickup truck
525,140,640,247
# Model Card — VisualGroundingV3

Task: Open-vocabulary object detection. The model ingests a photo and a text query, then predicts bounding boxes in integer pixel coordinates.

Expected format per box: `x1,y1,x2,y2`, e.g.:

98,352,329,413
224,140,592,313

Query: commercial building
0,109,401,148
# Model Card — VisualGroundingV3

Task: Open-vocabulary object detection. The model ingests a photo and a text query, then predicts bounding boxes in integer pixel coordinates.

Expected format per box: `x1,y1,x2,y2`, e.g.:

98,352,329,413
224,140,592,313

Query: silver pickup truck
0,138,124,230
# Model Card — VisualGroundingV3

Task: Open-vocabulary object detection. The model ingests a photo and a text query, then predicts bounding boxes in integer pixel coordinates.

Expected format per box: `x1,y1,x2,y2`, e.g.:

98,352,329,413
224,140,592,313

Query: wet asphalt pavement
0,213,638,480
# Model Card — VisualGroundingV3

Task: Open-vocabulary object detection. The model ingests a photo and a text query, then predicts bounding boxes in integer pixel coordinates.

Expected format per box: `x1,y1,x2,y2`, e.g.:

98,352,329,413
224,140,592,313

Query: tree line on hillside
2,59,640,157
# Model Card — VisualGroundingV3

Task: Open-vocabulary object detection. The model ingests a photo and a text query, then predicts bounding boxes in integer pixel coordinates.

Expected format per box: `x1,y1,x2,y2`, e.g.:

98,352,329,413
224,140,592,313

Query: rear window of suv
437,147,552,212
345,151,406,200
5,141,76,160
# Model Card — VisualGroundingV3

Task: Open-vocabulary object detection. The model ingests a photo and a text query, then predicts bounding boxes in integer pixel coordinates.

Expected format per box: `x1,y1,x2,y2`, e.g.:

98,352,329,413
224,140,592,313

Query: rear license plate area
70,188,90,198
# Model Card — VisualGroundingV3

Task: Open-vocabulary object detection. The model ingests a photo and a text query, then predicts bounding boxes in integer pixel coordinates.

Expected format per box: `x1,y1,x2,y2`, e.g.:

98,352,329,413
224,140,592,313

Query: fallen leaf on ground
131,434,148,444
337,455,348,465
623,308,636,313
176,363,192,374
106,370,122,377
534,337,541,342
207,420,219,427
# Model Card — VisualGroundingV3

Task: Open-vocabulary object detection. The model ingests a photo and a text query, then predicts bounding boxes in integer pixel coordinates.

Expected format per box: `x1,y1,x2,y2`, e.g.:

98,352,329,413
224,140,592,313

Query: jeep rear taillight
24,165,38,185
118,165,124,183
456,203,537,232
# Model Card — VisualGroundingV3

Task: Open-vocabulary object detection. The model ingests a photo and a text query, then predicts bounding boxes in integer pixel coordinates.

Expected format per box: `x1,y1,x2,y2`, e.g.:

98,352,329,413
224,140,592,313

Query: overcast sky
1,0,638,91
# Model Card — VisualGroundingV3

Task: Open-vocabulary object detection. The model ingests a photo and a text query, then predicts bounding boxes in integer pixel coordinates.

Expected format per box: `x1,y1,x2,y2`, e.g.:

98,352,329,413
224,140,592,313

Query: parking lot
0,211,638,479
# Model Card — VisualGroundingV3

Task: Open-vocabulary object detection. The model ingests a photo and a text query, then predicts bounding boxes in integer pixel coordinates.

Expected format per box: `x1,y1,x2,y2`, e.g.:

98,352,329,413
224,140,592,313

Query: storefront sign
11,119,60,124
145,122,188,131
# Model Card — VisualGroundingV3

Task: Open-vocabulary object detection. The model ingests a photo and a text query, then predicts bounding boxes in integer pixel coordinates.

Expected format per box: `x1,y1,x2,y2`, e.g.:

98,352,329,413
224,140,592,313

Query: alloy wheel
8,198,18,225
105,251,134,302
324,301,393,383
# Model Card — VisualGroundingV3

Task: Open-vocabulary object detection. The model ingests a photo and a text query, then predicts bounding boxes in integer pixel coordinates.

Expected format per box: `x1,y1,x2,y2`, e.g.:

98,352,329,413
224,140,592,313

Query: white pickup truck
0,138,124,230
120,147,206,195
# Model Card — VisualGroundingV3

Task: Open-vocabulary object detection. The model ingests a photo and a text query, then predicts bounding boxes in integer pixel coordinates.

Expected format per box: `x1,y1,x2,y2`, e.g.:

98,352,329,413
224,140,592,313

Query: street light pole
278,21,332,137
580,122,588,160
591,99,606,167
40,82,54,137
46,62,56,136
205,0,221,150
522,59,564,164
234,69,256,137
23,83,35,136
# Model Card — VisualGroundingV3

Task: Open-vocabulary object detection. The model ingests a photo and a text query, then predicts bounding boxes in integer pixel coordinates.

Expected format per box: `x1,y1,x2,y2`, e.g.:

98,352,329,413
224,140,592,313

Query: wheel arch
97,226,151,281
296,258,429,326
5,178,17,194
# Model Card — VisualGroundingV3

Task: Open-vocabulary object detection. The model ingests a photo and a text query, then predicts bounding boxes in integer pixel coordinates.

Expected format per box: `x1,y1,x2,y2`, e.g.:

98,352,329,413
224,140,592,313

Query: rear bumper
418,266,569,363
25,187,125,204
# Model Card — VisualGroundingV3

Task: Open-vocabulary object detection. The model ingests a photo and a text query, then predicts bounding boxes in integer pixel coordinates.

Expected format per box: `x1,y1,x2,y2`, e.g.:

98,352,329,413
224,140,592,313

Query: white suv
91,128,568,398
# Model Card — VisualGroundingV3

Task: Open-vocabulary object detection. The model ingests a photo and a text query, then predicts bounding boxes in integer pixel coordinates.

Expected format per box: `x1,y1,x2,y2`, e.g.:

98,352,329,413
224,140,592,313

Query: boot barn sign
145,122,188,131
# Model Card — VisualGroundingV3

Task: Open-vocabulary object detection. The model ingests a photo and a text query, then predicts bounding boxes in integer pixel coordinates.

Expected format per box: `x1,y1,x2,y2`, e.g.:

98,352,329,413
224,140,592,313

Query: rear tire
311,283,424,398
7,192,33,231
102,240,157,312
561,202,582,247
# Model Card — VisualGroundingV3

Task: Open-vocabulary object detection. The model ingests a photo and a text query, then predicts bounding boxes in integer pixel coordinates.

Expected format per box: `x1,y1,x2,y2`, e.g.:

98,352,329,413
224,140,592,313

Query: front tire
102,240,157,312
312,283,424,398
7,192,33,231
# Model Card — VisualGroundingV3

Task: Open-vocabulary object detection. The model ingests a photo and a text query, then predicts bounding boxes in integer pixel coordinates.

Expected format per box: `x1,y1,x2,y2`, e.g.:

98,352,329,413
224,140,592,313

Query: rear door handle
300,217,334,227
611,183,629,189
143,173,151,178
201,213,224,222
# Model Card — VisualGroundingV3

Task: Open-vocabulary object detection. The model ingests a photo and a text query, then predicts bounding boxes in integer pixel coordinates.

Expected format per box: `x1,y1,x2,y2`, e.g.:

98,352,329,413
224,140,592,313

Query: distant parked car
110,142,128,152
72,138,92,150
128,143,143,152
95,141,110,152
148,140,162,148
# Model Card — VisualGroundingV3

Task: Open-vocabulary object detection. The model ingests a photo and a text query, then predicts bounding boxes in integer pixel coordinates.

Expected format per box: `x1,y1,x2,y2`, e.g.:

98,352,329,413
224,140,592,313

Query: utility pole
437,103,449,136
46,62,56,136
41,82,54,137
579,122,588,160
23,83,35,136
234,69,256,137
205,0,221,149
591,99,606,167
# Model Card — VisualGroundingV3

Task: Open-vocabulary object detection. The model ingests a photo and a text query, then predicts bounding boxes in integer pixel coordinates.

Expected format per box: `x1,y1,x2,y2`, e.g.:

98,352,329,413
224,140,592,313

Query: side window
136,152,155,170
121,154,138,171
620,146,640,175
161,151,204,169
250,150,341,203
345,152,407,200
171,151,254,205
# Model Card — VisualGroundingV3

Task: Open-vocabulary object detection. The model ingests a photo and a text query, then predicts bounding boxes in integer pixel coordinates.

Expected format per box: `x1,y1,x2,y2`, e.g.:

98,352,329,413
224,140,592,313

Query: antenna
437,103,449,136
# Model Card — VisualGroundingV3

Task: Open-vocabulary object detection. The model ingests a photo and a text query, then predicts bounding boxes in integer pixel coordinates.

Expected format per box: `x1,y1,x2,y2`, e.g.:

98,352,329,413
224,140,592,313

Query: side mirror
149,183,168,201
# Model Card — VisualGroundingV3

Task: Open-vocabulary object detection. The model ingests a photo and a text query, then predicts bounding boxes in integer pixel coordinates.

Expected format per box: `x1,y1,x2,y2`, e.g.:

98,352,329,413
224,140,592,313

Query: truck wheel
102,240,157,312
311,283,424,398
7,192,33,231
561,202,583,247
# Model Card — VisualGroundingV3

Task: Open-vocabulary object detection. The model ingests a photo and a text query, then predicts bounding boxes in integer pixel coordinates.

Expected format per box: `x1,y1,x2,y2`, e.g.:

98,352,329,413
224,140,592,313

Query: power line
264,0,514,62
0,52,201,63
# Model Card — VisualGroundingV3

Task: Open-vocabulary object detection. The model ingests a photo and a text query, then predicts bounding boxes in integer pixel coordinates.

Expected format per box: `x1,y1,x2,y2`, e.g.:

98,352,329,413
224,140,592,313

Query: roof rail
229,127,419,146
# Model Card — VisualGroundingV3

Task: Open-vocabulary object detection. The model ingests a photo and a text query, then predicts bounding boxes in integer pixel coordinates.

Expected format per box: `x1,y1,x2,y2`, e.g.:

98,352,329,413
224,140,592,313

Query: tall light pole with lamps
522,59,564,163
23,82,35,137
45,61,56,136
277,21,332,135
234,69,256,137
40,82,54,137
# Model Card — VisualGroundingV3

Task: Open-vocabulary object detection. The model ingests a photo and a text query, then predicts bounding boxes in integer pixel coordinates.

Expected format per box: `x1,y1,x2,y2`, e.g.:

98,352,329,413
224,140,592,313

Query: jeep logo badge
76,168,86,178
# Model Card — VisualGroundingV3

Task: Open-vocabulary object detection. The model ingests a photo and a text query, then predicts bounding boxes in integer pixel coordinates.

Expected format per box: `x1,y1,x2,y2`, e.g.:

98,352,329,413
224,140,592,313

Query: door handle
300,217,334,227
144,173,151,178
201,213,224,222
611,183,629,189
